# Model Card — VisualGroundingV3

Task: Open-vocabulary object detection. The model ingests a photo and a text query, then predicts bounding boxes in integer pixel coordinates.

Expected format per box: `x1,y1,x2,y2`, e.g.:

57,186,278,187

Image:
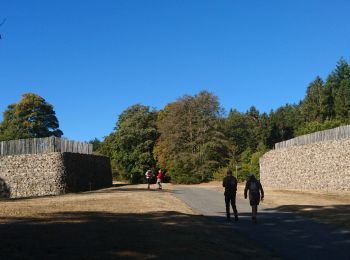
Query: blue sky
1,0,350,141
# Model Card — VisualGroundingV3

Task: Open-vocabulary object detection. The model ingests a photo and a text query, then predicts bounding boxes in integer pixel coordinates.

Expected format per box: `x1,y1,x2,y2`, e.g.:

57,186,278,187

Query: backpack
249,181,259,193
146,171,152,179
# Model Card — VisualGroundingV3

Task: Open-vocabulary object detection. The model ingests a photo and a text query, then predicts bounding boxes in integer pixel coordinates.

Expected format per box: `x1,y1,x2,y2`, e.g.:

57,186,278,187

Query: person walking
222,169,239,221
156,169,164,190
145,170,153,190
244,173,264,223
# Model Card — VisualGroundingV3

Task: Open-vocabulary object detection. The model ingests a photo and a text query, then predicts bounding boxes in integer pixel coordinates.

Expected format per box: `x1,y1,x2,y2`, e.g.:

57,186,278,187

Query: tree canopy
154,91,232,183
0,93,63,141
103,104,159,183
4,59,348,184
94,58,350,183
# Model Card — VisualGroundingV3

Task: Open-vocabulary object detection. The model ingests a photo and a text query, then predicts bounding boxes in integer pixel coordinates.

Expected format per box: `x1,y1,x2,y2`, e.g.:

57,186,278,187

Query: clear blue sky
1,0,350,141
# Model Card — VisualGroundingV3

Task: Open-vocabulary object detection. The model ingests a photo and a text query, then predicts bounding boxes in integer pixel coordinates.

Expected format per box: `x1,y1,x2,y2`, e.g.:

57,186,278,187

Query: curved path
173,186,350,260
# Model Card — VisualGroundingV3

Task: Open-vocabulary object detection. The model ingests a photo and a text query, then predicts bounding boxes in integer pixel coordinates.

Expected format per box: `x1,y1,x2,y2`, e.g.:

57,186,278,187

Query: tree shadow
0,177,10,198
264,204,350,231
229,204,350,260
0,211,278,260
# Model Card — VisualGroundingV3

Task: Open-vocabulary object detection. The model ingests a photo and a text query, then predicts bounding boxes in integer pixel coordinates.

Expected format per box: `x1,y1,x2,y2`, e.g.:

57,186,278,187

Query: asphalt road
173,186,350,260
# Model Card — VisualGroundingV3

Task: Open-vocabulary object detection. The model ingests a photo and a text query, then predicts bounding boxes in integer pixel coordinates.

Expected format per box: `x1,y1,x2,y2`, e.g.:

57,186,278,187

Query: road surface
173,186,350,260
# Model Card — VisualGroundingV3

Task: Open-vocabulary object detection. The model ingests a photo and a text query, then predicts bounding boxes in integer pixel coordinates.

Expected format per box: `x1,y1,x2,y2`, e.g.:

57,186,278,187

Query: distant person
244,173,264,223
222,169,239,221
145,170,153,190
156,169,164,189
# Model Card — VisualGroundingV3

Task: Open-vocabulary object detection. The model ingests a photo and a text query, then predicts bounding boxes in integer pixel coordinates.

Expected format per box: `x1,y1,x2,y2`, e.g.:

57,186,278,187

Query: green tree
225,109,249,155
331,58,350,120
267,104,301,147
323,75,336,120
110,104,158,183
299,77,326,122
334,79,350,120
295,119,344,136
154,91,232,183
89,138,101,152
0,93,63,141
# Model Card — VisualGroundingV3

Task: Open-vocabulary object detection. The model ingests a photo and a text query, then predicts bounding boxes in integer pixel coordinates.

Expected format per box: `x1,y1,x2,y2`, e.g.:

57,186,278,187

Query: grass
0,184,279,259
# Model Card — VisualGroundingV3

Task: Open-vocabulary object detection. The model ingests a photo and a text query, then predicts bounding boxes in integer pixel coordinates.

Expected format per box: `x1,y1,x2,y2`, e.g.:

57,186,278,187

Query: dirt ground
0,183,279,259
197,181,350,230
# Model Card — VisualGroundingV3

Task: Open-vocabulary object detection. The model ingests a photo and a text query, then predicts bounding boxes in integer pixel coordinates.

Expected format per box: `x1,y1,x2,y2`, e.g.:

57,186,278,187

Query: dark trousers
225,193,238,218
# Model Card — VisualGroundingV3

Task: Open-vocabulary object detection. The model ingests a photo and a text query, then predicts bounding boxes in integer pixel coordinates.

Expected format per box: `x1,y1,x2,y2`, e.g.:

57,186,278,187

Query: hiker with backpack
244,173,264,223
145,169,153,189
222,169,239,221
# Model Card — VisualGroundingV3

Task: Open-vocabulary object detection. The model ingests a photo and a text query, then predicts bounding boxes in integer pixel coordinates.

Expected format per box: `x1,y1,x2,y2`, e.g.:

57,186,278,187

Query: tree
295,119,343,136
109,104,158,183
299,77,326,122
154,91,232,183
331,58,350,120
334,78,350,120
89,138,101,152
267,104,301,147
0,93,63,141
323,75,336,120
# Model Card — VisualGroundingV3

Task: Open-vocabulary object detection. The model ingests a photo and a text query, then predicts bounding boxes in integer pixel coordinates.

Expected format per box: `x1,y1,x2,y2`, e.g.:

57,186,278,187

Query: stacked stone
260,139,350,192
0,152,112,198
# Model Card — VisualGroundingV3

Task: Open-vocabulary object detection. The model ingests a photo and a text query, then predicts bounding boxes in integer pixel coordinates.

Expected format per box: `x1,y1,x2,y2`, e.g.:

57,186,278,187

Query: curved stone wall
260,139,350,192
0,152,112,198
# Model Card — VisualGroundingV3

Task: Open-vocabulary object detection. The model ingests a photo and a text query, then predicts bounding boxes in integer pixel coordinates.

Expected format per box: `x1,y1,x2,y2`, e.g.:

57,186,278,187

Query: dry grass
0,183,279,259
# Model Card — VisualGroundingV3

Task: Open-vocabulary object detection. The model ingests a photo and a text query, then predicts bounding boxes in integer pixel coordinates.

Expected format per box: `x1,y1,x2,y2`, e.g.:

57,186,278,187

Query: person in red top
156,169,164,189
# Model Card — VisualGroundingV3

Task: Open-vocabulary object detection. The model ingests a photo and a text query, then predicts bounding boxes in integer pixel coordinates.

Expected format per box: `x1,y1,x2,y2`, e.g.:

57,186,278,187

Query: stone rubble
0,152,112,198
260,139,350,192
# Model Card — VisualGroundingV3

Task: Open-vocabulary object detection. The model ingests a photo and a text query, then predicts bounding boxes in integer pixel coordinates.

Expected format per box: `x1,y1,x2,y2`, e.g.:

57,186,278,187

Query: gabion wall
0,152,112,198
260,139,350,192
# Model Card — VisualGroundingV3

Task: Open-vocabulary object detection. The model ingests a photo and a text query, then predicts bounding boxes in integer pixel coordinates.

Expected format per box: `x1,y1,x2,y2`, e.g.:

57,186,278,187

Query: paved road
173,186,350,260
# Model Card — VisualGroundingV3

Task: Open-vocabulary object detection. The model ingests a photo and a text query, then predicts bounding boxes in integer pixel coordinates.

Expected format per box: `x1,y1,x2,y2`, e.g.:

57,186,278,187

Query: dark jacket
223,175,237,195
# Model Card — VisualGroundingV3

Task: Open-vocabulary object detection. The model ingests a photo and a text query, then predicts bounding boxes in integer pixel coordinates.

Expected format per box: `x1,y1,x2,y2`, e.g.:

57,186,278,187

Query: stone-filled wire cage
0,136,93,156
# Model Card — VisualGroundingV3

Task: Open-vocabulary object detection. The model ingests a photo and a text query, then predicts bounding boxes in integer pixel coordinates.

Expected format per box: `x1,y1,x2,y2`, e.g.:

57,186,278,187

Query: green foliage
213,167,229,181
295,119,344,136
299,77,326,122
267,104,301,147
0,93,63,141
89,138,101,152
74,58,350,184
154,91,232,184
168,154,199,184
98,104,159,183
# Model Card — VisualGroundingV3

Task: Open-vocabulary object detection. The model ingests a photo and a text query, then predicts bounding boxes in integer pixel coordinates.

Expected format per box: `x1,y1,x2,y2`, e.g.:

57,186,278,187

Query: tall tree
0,93,63,141
299,77,326,122
225,109,249,155
154,91,232,183
110,104,159,183
323,75,336,120
267,104,300,147
331,58,350,120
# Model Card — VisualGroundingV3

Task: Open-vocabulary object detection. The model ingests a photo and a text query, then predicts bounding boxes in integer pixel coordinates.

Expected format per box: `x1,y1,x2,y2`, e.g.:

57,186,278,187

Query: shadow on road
0,211,278,260
265,204,350,230
206,207,350,260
